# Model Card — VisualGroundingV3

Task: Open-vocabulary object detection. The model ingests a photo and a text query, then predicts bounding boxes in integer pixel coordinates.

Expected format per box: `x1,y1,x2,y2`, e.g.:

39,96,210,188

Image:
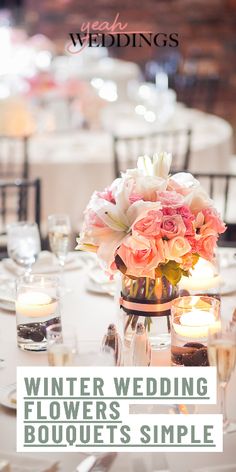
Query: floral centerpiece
77,153,226,347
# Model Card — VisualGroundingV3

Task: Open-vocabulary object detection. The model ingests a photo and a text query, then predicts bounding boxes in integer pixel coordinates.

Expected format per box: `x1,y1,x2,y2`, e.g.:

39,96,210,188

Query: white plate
86,279,115,297
86,265,116,296
3,251,84,275
35,251,84,273
0,278,15,312
0,384,17,410
0,299,15,313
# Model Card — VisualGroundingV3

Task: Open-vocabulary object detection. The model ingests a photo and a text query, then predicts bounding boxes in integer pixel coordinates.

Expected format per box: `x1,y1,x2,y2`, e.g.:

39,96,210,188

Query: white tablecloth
0,248,236,471
28,107,233,231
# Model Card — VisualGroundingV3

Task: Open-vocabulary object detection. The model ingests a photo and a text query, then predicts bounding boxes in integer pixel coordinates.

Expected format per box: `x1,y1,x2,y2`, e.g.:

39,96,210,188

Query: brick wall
20,1,236,145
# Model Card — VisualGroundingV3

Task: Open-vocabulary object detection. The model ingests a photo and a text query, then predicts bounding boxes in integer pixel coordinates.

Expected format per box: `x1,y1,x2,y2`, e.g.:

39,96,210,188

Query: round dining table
27,105,233,232
0,247,236,472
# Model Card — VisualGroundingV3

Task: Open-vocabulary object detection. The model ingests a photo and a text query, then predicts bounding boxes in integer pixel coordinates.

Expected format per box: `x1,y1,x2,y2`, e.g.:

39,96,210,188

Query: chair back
193,172,236,245
0,178,41,238
0,135,29,179
113,128,192,178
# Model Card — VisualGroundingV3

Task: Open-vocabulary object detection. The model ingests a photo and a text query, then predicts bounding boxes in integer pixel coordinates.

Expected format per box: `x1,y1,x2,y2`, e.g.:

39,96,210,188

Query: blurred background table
27,105,232,232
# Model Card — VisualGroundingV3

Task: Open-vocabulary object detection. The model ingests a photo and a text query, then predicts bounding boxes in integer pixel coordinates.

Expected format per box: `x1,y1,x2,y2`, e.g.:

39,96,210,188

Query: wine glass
48,214,71,292
48,214,71,265
46,323,77,366
208,326,236,434
7,222,41,274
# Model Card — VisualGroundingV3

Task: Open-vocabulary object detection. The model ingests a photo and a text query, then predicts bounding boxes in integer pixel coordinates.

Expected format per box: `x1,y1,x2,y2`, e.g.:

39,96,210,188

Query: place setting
0,214,89,313
3,216,84,277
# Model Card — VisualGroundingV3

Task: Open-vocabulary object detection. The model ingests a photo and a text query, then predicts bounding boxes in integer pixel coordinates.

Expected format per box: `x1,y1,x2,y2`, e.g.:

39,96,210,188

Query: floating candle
15,291,57,318
179,258,221,291
173,310,217,339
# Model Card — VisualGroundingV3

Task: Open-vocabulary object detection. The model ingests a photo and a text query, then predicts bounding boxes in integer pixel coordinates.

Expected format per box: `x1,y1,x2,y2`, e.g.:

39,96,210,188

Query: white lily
153,152,172,179
169,172,213,211
118,166,167,203
137,152,172,179
137,154,154,176
77,191,161,272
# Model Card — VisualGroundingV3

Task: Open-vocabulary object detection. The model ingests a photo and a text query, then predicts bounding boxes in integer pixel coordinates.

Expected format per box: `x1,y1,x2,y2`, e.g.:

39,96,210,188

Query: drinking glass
208,327,236,434
48,214,71,268
7,222,41,274
171,295,220,366
48,214,71,293
46,323,77,366
16,274,60,351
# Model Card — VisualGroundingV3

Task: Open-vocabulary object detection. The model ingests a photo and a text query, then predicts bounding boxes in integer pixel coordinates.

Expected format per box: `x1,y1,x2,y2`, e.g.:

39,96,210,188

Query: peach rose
202,208,226,234
198,234,218,261
165,236,191,261
132,210,162,238
117,235,164,278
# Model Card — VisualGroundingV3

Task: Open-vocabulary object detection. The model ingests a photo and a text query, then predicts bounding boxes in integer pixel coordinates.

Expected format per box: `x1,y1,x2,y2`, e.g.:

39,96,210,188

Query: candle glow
16,291,57,318
173,309,217,339
179,258,221,291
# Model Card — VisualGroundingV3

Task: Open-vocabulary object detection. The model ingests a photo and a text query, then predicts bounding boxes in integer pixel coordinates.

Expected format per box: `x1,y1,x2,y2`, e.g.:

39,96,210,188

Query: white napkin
0,452,58,472
87,266,116,296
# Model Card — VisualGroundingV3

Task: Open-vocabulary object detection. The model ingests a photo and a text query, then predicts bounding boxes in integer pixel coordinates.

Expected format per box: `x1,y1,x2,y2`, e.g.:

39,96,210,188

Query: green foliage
160,261,185,285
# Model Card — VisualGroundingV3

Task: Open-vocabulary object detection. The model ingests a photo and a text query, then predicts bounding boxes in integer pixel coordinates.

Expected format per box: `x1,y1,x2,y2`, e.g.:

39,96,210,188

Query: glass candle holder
171,295,220,367
16,274,61,351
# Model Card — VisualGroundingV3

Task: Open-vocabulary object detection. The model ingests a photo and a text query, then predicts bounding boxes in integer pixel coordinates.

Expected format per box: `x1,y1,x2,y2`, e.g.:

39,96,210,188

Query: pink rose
132,210,162,238
165,236,191,261
161,214,186,240
198,234,218,261
117,235,164,278
202,208,226,234
162,207,176,216
177,206,195,237
177,205,194,219
157,190,184,208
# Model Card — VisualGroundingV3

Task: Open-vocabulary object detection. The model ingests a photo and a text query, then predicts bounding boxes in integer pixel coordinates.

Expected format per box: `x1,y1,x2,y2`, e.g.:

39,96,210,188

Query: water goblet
7,222,41,275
